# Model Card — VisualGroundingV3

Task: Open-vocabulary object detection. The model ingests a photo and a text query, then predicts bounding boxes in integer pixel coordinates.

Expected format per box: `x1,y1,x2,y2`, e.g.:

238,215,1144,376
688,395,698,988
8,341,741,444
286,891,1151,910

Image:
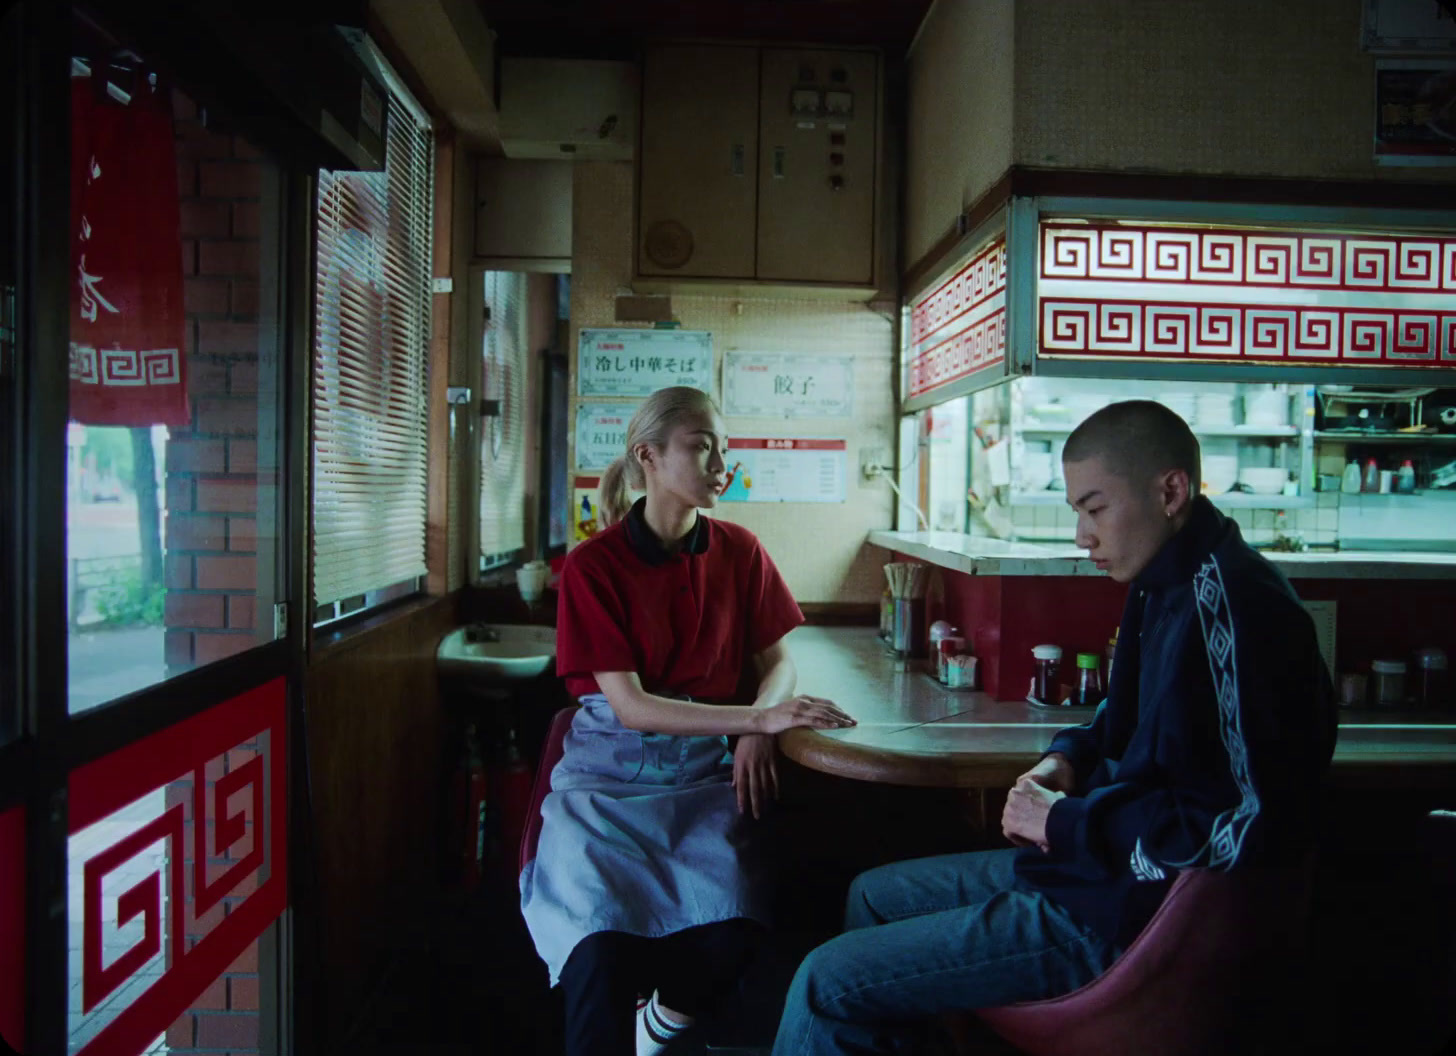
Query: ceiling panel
475,0,934,57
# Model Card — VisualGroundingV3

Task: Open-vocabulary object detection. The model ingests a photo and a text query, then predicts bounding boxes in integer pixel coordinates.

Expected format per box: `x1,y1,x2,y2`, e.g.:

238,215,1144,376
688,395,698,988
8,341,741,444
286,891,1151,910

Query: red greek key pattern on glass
909,237,1007,398
1038,221,1456,366
1041,224,1456,293
1042,300,1456,365
66,679,286,1056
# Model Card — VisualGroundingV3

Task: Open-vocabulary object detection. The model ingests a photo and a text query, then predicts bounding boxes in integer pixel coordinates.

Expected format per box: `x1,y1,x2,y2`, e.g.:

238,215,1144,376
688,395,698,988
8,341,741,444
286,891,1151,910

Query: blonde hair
598,386,720,528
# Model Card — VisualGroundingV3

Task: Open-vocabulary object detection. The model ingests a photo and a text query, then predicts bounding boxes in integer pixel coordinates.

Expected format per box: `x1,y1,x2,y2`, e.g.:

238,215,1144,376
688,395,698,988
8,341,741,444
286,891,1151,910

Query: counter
781,627,1456,789
868,531,1456,580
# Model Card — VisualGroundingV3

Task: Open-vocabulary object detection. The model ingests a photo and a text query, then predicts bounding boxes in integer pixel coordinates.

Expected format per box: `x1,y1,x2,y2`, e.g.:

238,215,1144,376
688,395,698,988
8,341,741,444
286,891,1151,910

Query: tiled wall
568,162,895,603
1013,0,1455,187
903,0,1014,266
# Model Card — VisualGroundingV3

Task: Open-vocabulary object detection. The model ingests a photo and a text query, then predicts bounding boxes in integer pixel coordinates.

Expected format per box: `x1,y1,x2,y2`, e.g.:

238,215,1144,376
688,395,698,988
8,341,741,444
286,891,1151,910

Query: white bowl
1238,467,1290,495
1202,454,1239,494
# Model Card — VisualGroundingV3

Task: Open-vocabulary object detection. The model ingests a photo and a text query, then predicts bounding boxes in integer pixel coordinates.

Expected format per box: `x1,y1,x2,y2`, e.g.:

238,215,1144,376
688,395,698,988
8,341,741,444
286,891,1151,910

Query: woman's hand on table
1002,776,1066,853
732,734,778,819
754,695,856,735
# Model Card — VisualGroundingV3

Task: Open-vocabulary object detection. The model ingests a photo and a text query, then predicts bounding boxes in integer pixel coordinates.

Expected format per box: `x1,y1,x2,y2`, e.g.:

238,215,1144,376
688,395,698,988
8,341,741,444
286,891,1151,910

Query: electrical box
636,43,880,289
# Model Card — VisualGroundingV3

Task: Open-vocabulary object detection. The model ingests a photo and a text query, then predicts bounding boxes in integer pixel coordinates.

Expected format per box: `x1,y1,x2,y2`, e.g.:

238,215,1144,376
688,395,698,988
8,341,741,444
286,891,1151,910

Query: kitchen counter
868,530,1456,580
781,626,1456,789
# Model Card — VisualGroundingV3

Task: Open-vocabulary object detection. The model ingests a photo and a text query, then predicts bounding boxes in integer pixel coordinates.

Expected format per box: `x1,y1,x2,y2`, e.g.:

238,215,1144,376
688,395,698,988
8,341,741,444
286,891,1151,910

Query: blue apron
519,693,767,985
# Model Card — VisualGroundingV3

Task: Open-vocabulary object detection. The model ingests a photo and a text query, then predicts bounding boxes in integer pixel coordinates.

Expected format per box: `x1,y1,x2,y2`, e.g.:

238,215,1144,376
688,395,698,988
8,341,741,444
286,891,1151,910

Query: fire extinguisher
455,723,488,889
496,728,534,873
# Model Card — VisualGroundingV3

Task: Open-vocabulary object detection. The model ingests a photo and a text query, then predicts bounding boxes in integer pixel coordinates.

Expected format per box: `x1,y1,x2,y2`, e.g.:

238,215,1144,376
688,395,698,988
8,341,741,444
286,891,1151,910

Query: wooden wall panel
305,595,459,1038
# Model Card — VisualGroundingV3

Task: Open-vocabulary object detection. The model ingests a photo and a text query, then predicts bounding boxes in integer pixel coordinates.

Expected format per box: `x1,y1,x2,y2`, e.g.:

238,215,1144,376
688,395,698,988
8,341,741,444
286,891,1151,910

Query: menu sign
574,403,636,471
723,352,855,418
578,328,714,396
718,438,847,504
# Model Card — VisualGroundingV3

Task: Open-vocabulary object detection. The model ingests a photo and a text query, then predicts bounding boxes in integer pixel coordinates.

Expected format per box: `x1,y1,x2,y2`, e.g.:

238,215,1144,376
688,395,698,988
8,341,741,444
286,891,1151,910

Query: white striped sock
636,991,692,1056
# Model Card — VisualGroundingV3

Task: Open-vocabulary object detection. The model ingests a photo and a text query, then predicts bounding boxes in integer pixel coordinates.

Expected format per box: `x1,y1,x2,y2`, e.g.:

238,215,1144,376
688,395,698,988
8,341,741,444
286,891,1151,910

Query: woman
520,386,855,1056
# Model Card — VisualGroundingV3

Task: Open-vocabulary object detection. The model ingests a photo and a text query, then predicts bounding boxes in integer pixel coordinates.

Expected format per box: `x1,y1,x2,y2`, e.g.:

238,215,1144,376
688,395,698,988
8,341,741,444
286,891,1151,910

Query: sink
437,624,557,683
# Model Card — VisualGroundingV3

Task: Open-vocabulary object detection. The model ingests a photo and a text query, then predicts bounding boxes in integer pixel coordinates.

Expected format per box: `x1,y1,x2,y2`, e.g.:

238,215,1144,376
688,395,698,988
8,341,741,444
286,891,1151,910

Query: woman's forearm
610,690,766,737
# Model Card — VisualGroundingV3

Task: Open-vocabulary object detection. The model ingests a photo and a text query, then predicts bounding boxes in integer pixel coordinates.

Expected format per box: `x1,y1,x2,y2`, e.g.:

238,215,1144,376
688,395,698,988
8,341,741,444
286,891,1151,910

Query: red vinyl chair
967,863,1313,1056
518,705,579,874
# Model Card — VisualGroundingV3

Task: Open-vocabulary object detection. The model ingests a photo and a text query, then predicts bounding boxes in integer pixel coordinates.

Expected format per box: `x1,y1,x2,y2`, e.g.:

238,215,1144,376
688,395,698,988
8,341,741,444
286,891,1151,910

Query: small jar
1414,648,1449,711
1370,659,1407,709
1073,653,1103,707
939,635,965,684
1032,644,1063,704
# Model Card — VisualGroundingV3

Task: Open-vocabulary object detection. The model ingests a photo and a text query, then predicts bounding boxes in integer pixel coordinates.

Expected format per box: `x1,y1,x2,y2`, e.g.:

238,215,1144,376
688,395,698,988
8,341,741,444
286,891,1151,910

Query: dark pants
558,918,763,1056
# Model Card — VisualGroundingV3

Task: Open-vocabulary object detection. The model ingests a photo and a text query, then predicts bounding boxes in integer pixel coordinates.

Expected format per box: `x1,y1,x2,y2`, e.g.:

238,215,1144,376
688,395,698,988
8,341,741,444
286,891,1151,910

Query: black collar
1133,495,1234,590
623,497,711,566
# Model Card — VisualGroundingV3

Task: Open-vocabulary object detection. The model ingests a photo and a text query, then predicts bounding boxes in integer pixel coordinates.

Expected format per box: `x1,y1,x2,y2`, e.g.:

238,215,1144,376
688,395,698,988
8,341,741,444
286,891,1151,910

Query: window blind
312,79,433,610
479,271,527,556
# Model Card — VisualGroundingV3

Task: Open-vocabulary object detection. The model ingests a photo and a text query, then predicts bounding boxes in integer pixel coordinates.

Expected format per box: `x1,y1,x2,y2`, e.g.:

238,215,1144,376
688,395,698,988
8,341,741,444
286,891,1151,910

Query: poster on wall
718,438,847,504
571,474,647,543
574,402,637,471
723,352,855,418
1374,60,1456,164
578,328,715,396
1362,0,1456,52
572,475,601,543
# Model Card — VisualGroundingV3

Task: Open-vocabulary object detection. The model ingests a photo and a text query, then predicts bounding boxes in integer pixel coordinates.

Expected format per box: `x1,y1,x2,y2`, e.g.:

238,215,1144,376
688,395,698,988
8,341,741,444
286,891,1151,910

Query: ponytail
598,455,634,528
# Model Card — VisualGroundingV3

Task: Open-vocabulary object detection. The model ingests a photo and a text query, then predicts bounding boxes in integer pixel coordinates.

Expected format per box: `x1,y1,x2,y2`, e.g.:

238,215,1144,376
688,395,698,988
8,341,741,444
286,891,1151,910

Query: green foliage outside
94,567,165,627
83,426,135,481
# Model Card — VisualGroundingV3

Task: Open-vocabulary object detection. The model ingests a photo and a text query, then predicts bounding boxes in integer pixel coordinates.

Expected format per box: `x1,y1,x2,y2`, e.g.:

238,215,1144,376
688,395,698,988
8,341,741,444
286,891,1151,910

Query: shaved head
1063,400,1201,494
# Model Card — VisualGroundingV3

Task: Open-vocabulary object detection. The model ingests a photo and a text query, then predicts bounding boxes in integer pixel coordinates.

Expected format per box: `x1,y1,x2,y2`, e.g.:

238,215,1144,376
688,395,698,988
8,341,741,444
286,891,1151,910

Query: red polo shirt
555,500,804,701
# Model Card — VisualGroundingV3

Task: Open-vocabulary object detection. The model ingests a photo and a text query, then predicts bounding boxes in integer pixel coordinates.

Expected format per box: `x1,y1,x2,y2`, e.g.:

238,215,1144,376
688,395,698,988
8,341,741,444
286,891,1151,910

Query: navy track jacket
1014,496,1337,949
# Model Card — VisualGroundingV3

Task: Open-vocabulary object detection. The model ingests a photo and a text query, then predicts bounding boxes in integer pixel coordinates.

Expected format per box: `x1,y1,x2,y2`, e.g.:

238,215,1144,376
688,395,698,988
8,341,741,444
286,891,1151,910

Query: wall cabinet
637,43,879,287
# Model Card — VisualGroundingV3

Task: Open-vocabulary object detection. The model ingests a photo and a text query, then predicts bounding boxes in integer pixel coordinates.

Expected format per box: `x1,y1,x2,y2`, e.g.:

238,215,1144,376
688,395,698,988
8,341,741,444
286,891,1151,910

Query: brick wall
163,89,265,1055
164,91,262,675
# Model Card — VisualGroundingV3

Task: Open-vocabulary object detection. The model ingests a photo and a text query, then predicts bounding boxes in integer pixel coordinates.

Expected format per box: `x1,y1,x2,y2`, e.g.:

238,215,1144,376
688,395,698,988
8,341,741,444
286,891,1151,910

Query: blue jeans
771,849,1121,1055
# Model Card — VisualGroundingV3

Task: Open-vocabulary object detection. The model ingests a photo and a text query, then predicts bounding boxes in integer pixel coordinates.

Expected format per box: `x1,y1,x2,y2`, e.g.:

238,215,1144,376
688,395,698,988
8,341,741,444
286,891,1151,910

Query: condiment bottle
1396,460,1416,494
1415,648,1449,710
1362,459,1380,493
1106,627,1118,687
1073,653,1103,706
1371,659,1407,709
1032,644,1062,704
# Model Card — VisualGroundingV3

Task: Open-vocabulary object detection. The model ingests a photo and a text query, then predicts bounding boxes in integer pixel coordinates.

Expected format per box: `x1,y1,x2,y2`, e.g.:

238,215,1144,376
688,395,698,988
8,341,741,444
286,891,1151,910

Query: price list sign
578,328,715,396
718,438,847,504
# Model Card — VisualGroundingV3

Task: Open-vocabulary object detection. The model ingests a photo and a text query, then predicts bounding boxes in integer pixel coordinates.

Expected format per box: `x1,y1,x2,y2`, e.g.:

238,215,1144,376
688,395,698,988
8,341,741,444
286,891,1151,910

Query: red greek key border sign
908,237,1007,398
67,678,287,1056
1038,223,1456,366
1,806,23,1050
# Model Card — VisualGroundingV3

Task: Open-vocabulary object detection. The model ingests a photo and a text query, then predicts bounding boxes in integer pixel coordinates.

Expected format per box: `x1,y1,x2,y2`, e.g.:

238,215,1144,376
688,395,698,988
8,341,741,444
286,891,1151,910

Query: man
771,400,1336,1055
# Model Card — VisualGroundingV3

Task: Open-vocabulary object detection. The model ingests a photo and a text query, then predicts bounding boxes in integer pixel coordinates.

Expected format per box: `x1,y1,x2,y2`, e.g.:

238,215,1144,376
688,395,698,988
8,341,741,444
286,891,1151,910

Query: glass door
4,4,307,1053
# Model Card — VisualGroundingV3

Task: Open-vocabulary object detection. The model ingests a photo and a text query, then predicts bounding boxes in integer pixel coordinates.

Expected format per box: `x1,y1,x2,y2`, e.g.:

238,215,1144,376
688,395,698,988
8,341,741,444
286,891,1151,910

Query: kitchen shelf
1007,491,1312,509
1314,431,1456,444
1021,424,1298,439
